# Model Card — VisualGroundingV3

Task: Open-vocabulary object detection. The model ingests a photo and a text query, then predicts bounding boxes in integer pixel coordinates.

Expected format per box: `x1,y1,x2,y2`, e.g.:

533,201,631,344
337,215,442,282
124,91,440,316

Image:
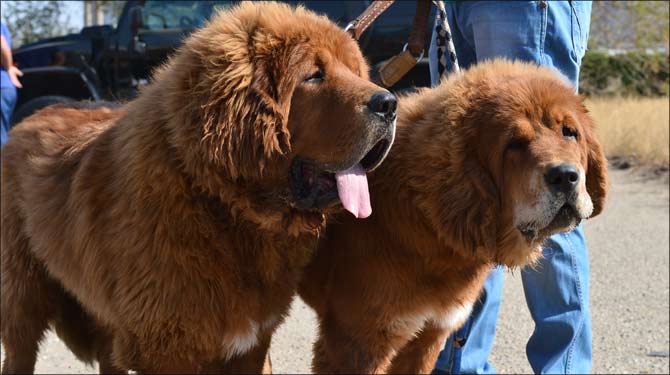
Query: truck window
142,1,235,30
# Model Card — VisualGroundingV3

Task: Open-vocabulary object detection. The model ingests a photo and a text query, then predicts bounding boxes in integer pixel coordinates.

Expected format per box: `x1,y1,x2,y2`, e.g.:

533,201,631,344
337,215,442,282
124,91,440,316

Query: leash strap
345,0,396,41
406,0,431,55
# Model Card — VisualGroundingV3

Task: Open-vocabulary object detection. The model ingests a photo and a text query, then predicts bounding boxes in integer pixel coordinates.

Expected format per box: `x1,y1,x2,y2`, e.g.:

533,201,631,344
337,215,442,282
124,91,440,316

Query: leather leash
346,0,432,88
345,0,396,41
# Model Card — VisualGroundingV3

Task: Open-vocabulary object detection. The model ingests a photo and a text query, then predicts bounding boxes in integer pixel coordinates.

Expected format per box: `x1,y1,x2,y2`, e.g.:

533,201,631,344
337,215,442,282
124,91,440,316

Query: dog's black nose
367,91,397,120
545,163,580,194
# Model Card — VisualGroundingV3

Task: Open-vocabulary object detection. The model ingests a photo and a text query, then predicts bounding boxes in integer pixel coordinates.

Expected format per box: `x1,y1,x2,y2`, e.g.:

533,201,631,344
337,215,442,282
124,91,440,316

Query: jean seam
570,2,581,55
569,2,584,62
562,231,584,374
539,1,547,65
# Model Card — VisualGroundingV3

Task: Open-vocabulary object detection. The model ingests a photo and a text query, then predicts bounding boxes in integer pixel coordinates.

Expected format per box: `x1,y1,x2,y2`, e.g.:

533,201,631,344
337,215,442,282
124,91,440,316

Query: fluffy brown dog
0,2,397,373
299,60,608,374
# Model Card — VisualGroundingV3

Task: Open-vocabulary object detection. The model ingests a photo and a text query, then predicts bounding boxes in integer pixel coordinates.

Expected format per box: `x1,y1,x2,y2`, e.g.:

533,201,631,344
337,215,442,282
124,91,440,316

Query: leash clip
402,43,425,62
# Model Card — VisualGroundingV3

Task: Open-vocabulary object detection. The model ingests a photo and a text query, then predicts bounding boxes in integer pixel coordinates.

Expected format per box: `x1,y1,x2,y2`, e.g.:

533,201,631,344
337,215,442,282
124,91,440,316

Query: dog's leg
98,358,126,375
203,330,273,374
1,223,55,373
387,321,450,374
96,332,126,374
311,313,407,374
113,332,200,375
132,359,200,374
50,292,127,374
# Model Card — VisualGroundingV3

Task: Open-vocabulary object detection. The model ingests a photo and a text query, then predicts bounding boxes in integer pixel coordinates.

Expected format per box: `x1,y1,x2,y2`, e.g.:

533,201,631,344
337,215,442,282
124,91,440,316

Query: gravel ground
2,166,669,374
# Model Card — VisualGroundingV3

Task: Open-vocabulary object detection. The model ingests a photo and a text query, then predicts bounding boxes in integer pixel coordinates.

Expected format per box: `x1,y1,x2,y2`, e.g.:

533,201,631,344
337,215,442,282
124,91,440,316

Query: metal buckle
402,43,425,62
344,22,355,33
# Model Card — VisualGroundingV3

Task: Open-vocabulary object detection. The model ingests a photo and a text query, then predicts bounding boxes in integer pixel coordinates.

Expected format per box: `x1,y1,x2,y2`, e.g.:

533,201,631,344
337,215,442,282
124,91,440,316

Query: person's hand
7,66,22,88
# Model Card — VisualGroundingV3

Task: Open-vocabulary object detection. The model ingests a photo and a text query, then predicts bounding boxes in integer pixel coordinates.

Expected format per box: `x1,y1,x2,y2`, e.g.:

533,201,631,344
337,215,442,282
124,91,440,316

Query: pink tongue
335,164,371,219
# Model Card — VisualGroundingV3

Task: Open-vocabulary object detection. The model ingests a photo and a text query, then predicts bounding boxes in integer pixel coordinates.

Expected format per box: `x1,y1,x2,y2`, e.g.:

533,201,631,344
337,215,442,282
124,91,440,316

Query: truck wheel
12,95,76,125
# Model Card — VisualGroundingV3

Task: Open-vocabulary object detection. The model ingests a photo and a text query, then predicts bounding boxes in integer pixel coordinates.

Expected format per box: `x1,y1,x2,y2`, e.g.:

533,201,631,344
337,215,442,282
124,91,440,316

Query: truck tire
12,95,76,125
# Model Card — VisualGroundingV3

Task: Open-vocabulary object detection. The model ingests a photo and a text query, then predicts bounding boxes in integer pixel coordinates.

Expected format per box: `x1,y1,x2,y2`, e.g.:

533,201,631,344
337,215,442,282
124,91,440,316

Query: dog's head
414,60,608,266
157,2,395,221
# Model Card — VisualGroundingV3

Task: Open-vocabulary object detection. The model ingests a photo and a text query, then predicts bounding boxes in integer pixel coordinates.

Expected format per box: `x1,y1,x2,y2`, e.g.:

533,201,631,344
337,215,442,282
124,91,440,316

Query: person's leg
433,2,593,373
542,0,591,90
521,224,592,374
1,85,17,146
459,0,590,89
433,267,502,375
520,4,593,373
434,3,548,373
1,115,7,146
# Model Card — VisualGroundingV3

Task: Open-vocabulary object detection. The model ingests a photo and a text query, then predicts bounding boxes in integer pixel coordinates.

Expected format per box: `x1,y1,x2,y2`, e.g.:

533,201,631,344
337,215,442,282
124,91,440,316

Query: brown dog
0,2,396,373
299,60,608,374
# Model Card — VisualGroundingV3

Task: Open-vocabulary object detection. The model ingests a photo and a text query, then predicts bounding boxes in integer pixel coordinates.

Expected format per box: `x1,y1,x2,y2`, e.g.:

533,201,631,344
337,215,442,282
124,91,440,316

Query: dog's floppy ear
444,158,499,257
175,24,307,181
578,100,608,217
245,34,309,176
419,149,499,260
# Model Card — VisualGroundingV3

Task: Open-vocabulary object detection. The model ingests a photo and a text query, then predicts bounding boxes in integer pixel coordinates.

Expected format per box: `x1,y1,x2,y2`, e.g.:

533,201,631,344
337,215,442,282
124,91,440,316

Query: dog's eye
304,69,324,83
506,139,529,152
562,126,578,140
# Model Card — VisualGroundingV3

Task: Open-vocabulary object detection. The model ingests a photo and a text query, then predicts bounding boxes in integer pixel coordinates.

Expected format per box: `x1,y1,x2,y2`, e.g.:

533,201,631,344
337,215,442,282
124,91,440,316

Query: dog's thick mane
100,2,344,235
369,63,532,265
370,60,606,267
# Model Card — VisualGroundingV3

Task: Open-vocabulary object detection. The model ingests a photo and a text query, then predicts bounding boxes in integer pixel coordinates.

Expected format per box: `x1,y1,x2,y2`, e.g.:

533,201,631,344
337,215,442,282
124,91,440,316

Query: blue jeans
1,85,17,146
430,1,592,374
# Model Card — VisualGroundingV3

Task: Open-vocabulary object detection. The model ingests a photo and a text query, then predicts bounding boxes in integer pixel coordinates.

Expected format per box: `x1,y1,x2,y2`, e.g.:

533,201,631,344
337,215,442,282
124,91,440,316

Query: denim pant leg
433,2,593,373
442,1,590,86
1,85,17,147
0,114,7,146
521,224,592,374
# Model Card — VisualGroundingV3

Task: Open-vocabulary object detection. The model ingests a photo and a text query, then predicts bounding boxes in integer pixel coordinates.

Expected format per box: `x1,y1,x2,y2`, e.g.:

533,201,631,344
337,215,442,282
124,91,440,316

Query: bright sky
1,1,85,32
64,1,85,31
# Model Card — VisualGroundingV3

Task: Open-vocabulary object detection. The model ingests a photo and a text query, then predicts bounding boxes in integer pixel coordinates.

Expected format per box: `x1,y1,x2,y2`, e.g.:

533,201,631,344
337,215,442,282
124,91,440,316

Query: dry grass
586,96,669,165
